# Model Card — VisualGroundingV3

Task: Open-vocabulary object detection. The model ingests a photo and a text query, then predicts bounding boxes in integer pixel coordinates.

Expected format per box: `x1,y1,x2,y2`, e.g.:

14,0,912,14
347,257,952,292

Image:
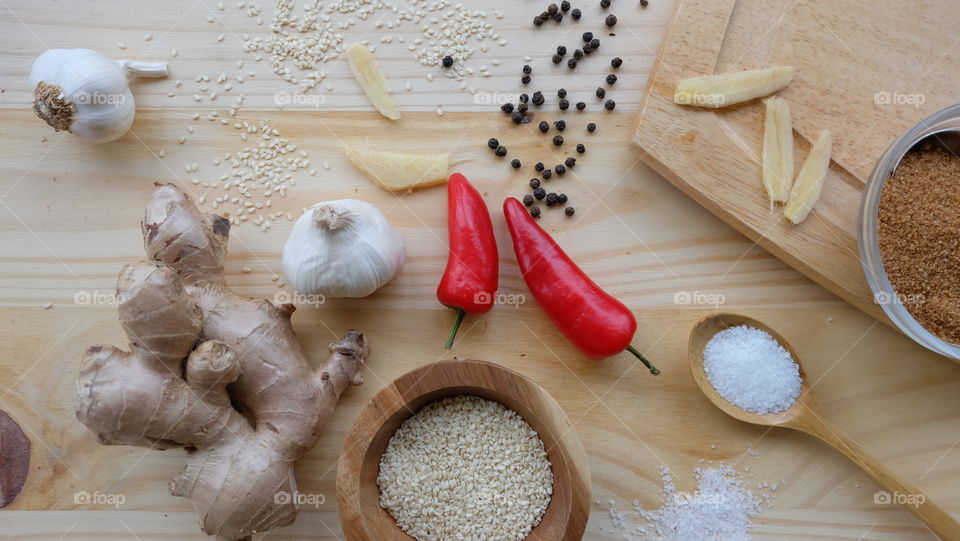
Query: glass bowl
859,103,960,360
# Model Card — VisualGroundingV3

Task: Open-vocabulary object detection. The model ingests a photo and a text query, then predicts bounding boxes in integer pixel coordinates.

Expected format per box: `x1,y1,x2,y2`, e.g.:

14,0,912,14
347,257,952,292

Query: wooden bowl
336,359,591,541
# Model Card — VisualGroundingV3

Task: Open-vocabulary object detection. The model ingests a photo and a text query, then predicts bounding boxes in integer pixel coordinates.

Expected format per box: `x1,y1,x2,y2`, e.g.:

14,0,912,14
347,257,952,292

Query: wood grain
1,0,959,539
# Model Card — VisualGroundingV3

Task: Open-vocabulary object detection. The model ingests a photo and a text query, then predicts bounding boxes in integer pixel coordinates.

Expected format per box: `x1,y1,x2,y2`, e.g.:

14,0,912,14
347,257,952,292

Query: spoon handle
795,412,960,539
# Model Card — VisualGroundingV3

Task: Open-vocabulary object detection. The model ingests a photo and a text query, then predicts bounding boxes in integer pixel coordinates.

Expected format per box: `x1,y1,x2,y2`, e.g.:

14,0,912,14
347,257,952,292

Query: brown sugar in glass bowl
860,103,960,359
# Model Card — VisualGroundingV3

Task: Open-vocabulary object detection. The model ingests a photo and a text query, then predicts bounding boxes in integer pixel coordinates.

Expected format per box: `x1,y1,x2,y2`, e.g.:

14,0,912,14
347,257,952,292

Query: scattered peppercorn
533,15,545,26
559,98,570,110
583,45,593,55
587,122,596,132
565,157,576,168
640,0,649,6
487,138,499,149
552,54,562,64
571,8,581,19
576,143,586,153
596,87,606,98
511,159,521,168
558,193,569,204
535,162,545,172
606,74,617,85
582,32,593,42
574,49,584,59
546,192,559,206
442,55,453,68
567,58,577,69
522,65,532,75
523,194,535,207
521,75,531,85
600,0,611,7
556,45,567,56
576,101,586,111
560,0,571,11
554,164,566,175
553,135,564,146
511,111,524,124
542,169,553,179
530,206,542,218
502,103,514,113
538,121,549,133
517,102,528,113
605,14,618,27
547,3,558,15
532,91,545,105
565,206,575,216
604,99,616,110
553,12,563,22
590,38,600,49
558,88,567,98
611,57,623,68
554,120,566,131
520,93,530,103
529,178,541,188
495,146,507,157
534,187,547,200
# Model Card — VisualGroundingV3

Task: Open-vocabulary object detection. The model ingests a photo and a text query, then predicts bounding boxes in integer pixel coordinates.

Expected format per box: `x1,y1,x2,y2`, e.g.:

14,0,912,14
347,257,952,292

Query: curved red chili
437,173,499,349
503,197,658,373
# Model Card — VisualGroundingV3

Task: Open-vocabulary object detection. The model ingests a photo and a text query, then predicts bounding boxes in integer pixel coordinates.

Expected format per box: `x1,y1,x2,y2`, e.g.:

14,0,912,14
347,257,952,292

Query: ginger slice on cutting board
345,143,450,191
784,130,832,224
347,44,401,120
762,97,795,204
674,66,795,108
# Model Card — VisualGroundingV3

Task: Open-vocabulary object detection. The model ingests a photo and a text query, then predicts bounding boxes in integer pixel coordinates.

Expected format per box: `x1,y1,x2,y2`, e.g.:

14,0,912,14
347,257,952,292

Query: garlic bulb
283,200,405,298
29,48,168,143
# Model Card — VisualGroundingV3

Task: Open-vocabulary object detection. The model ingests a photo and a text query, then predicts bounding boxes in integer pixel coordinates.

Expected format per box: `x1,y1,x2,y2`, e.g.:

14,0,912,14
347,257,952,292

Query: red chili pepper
503,197,658,373
437,173,499,349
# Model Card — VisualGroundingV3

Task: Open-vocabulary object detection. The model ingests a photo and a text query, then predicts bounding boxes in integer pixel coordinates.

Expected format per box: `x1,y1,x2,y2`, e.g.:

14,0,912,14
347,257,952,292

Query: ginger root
76,184,369,540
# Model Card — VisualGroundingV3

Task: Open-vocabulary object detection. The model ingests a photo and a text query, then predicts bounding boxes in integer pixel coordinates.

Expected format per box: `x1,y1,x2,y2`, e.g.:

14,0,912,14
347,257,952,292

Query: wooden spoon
689,313,960,540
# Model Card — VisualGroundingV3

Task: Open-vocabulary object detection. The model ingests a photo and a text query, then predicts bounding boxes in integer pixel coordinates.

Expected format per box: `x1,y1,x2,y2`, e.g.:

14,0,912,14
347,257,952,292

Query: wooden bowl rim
336,358,591,541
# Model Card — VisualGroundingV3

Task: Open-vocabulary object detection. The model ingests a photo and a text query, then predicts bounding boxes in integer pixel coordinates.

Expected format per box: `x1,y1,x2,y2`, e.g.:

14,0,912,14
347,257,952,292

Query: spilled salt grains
704,326,801,414
378,395,553,541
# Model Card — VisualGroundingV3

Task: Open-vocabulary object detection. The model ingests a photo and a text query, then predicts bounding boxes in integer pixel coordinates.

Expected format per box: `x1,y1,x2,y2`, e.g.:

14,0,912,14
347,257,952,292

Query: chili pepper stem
444,307,467,350
626,345,660,375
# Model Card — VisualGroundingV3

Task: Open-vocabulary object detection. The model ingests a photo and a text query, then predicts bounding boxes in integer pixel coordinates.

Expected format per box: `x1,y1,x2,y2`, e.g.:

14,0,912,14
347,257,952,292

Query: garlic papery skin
29,48,168,143
283,200,406,299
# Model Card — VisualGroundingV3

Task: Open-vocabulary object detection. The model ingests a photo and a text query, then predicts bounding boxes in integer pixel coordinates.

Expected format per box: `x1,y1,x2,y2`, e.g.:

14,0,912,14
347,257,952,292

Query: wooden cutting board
633,0,960,326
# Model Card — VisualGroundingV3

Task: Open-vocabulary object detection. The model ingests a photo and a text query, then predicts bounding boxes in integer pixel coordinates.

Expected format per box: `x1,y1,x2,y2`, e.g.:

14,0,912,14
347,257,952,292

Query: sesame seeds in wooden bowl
336,359,590,541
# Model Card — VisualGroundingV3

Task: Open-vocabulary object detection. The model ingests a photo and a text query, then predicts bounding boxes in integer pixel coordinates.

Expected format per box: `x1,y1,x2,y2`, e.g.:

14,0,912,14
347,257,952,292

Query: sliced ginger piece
784,130,832,225
344,143,450,191
762,97,795,204
347,44,401,120
674,66,795,108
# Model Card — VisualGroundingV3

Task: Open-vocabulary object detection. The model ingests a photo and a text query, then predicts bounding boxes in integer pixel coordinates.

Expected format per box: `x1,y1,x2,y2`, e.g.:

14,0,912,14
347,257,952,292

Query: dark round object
547,3,559,15
442,55,454,67
542,169,553,179
552,54,563,64
546,192,559,206
559,98,570,110
567,58,577,69
501,103,514,113
571,8,581,19
576,101,586,111
582,32,593,42
587,122,596,132
605,14,618,27
533,15,545,26
557,45,567,56
611,57,623,68
517,102,528,113
565,157,576,168
523,64,532,74
521,75,531,85
535,162,545,172
606,74,617,85
590,38,600,49
539,121,549,133
573,49,584,59
530,206,542,218
604,99,616,110
529,178,541,189
532,91,545,105
495,146,507,157
554,164,566,175
520,93,530,103
596,87,606,99
487,138,499,149
553,135,564,146
553,12,563,22
558,88,567,98
534,187,547,200
576,143,586,154
558,193,569,204
511,111,524,123
554,120,566,131
600,0,611,7
565,206,575,216
561,0,571,11
523,194,535,207
511,159,521,169
583,44,593,55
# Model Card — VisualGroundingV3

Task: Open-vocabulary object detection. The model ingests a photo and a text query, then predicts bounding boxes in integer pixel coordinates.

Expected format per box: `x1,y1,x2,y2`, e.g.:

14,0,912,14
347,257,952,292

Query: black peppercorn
552,53,563,64
495,146,507,157
547,3,558,15
611,57,623,68
600,0,610,7
582,32,593,42
573,49,584,59
558,193,569,204
576,101,586,111
558,88,567,98
520,93,530,103
640,0,648,6
565,157,576,167
529,178,541,189
554,12,563,22
596,87,605,98
521,75,531,85
576,143,586,153
501,103,514,113
442,55,453,67
559,98,570,110
511,159,521,168
530,206,542,218
533,15,545,26
604,99,616,110
605,14,618,27
553,135,564,146
517,102,528,113
522,65,532,75
560,0,570,11
571,8,581,19
534,187,546,200
511,111,524,123
565,206,575,216
556,45,567,56
554,120,566,131
554,164,566,175
542,169,553,180
487,138,499,149
606,74,617,85
590,38,600,49
532,91,545,105
567,58,577,69
523,194,535,207
583,44,593,55
535,162,545,172
538,121,549,133
546,192,559,206
587,122,596,132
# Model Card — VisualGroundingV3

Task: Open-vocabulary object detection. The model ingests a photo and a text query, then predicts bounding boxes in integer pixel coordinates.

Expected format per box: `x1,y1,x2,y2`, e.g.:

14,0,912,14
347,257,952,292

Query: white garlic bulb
29,48,168,143
283,200,405,298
